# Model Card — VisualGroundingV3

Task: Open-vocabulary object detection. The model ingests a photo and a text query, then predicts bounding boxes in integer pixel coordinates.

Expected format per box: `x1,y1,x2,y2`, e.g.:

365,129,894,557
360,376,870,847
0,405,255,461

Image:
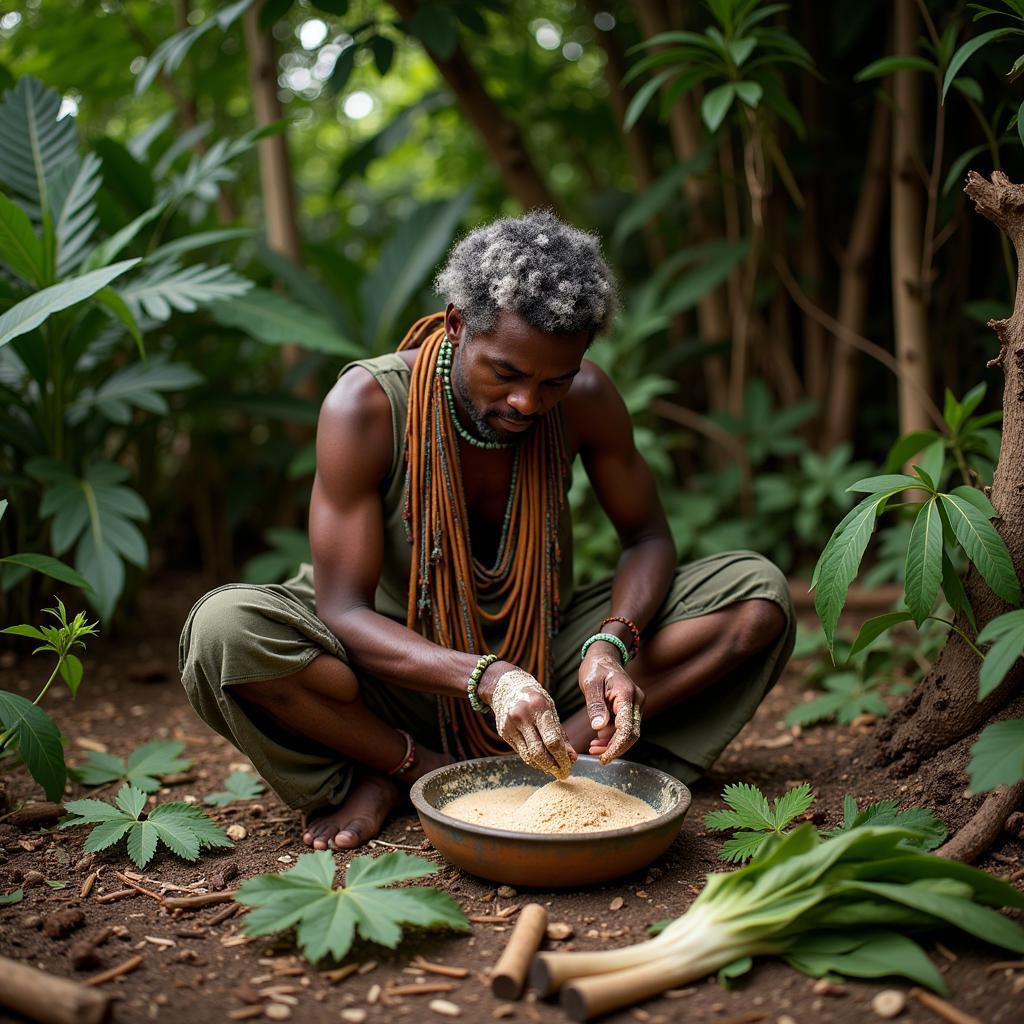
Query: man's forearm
598,533,676,654
318,603,509,703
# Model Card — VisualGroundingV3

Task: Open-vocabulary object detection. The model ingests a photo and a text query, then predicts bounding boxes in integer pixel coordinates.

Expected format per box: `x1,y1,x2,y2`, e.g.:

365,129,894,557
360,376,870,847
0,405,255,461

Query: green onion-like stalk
529,825,1024,1021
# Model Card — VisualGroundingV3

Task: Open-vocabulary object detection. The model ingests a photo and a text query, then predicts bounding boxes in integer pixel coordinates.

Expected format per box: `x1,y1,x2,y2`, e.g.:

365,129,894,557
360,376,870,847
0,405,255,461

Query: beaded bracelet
599,615,641,660
580,632,630,666
467,653,499,713
387,729,416,777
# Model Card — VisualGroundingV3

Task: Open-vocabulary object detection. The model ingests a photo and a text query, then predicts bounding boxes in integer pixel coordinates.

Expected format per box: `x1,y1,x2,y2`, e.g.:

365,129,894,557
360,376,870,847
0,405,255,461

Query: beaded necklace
399,313,570,757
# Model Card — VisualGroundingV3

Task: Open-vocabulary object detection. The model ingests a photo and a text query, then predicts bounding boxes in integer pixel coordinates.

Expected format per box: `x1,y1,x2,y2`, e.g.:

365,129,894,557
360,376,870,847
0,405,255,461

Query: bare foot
301,745,453,850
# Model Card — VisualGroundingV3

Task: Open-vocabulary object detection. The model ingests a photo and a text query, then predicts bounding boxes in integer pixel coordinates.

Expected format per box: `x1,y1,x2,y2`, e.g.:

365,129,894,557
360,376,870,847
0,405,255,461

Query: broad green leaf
784,931,946,993
0,259,140,349
0,191,44,284
702,83,736,132
949,484,998,520
0,553,91,591
236,851,469,964
67,356,202,426
885,432,941,473
204,770,265,806
0,690,65,800
837,880,1024,953
939,494,1021,605
210,287,361,357
734,81,762,107
977,609,1024,699
942,28,1021,101
846,474,920,494
58,654,83,696
968,719,1024,792
905,499,943,625
848,612,915,659
0,77,78,212
918,440,946,491
50,151,101,274
855,56,937,81
120,261,250,321
0,889,24,906
1,624,47,640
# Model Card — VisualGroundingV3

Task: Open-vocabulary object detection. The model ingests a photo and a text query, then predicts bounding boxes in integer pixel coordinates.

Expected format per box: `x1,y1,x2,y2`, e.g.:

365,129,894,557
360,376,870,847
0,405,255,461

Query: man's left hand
578,648,644,764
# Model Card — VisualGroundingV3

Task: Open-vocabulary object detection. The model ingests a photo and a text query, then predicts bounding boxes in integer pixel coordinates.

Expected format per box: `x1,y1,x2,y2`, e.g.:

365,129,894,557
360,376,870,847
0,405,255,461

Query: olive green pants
178,551,795,814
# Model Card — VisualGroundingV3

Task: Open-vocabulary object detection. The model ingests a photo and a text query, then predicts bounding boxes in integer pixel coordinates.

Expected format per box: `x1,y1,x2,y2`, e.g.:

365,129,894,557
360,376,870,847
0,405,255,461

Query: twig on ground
114,871,163,903
83,954,145,987
411,957,469,978
95,888,136,904
80,872,97,899
910,987,982,1024
386,982,457,996
163,890,237,910
985,960,1024,974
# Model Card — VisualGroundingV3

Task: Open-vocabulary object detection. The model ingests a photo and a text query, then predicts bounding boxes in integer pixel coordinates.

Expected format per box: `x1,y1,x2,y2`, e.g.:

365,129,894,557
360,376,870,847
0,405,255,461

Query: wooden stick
321,963,360,984
207,903,242,926
0,955,112,1024
79,873,97,899
411,957,469,979
94,889,135,905
910,987,982,1024
113,872,163,903
985,959,1024,974
385,982,457,996
163,890,237,910
490,903,547,1000
83,955,144,988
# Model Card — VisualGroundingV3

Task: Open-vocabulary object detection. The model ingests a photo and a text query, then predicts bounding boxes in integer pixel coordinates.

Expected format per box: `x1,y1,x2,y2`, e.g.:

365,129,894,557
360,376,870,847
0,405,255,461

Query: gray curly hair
435,210,617,340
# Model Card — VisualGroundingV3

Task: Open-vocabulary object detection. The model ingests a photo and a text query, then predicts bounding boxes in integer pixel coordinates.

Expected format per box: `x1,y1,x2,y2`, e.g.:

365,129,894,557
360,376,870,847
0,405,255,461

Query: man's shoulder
562,358,631,451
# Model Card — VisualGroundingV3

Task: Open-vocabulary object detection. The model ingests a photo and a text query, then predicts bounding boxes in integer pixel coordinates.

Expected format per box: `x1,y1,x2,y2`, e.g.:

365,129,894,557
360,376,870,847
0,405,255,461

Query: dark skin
238,305,787,848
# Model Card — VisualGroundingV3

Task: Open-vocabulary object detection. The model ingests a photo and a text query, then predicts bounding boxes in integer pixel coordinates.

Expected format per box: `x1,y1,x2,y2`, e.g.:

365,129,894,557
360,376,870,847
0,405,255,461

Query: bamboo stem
491,903,547,1000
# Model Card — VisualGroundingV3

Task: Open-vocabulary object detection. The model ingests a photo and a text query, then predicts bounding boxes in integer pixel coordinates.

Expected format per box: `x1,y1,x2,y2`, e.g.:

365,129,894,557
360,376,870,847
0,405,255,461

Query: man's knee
729,598,788,659
181,586,274,686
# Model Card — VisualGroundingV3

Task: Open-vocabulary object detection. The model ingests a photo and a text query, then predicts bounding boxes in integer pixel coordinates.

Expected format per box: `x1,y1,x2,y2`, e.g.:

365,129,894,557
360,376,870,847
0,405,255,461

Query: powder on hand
442,776,656,834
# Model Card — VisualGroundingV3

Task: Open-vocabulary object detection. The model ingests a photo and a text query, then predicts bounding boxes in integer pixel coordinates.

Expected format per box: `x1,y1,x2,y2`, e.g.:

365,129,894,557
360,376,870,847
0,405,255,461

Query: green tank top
337,353,575,632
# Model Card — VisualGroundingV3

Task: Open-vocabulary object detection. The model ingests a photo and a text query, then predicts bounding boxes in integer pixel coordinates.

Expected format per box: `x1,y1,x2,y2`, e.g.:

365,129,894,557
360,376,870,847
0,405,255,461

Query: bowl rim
409,753,692,844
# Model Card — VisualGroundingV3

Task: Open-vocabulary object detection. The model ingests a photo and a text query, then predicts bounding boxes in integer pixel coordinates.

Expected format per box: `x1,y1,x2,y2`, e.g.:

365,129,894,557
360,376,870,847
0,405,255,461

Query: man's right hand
479,664,576,779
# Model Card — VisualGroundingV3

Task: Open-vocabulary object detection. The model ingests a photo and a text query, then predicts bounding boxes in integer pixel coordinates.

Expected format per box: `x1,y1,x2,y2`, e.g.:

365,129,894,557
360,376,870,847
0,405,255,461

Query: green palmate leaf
709,783,775,832
905,498,943,625
0,259,140,349
61,783,231,869
0,191,44,284
848,612,915,659
977,609,1024,699
236,850,469,964
720,831,772,863
210,287,361,357
0,553,91,591
0,690,65,800
66,356,203,426
830,797,947,851
75,740,193,792
772,783,815,828
968,719,1024,792
204,770,266,806
939,494,1021,605
814,496,886,650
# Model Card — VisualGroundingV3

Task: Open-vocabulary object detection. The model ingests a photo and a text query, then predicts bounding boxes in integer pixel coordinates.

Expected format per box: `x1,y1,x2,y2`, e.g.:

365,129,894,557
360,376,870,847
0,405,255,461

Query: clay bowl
409,754,691,888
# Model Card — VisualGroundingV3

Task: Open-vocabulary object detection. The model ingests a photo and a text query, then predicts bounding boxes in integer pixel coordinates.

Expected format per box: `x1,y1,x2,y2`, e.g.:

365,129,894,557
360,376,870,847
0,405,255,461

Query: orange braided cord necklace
398,313,570,756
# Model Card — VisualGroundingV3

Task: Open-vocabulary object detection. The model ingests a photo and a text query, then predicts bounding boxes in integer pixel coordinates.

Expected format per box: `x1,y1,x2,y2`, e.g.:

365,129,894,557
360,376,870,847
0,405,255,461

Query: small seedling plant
826,796,947,850
812,384,1024,793
204,770,265,806
60,783,232,869
74,740,193,792
235,850,469,964
0,598,98,800
704,783,815,862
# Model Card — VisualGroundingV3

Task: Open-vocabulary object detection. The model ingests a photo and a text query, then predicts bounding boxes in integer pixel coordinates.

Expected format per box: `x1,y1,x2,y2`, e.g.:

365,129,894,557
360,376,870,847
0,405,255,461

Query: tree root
936,781,1024,864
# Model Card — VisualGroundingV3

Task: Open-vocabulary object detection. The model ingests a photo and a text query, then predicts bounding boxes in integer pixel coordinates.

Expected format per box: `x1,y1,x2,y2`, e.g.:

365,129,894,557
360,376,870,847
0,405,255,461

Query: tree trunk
823,98,890,450
890,0,933,437
631,0,730,412
389,0,557,212
874,172,1024,774
585,0,665,269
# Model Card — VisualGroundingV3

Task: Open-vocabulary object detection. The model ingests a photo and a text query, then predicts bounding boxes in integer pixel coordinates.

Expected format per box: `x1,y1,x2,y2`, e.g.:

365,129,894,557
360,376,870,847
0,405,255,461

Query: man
179,212,795,851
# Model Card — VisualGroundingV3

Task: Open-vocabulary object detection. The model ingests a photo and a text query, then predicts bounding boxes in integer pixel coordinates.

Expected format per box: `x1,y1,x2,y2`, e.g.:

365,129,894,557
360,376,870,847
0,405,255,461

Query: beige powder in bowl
441,776,656,834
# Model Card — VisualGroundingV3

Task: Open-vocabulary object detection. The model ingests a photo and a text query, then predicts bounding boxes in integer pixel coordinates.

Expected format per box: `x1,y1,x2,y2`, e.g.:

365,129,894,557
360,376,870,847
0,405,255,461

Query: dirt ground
1,574,1021,1024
